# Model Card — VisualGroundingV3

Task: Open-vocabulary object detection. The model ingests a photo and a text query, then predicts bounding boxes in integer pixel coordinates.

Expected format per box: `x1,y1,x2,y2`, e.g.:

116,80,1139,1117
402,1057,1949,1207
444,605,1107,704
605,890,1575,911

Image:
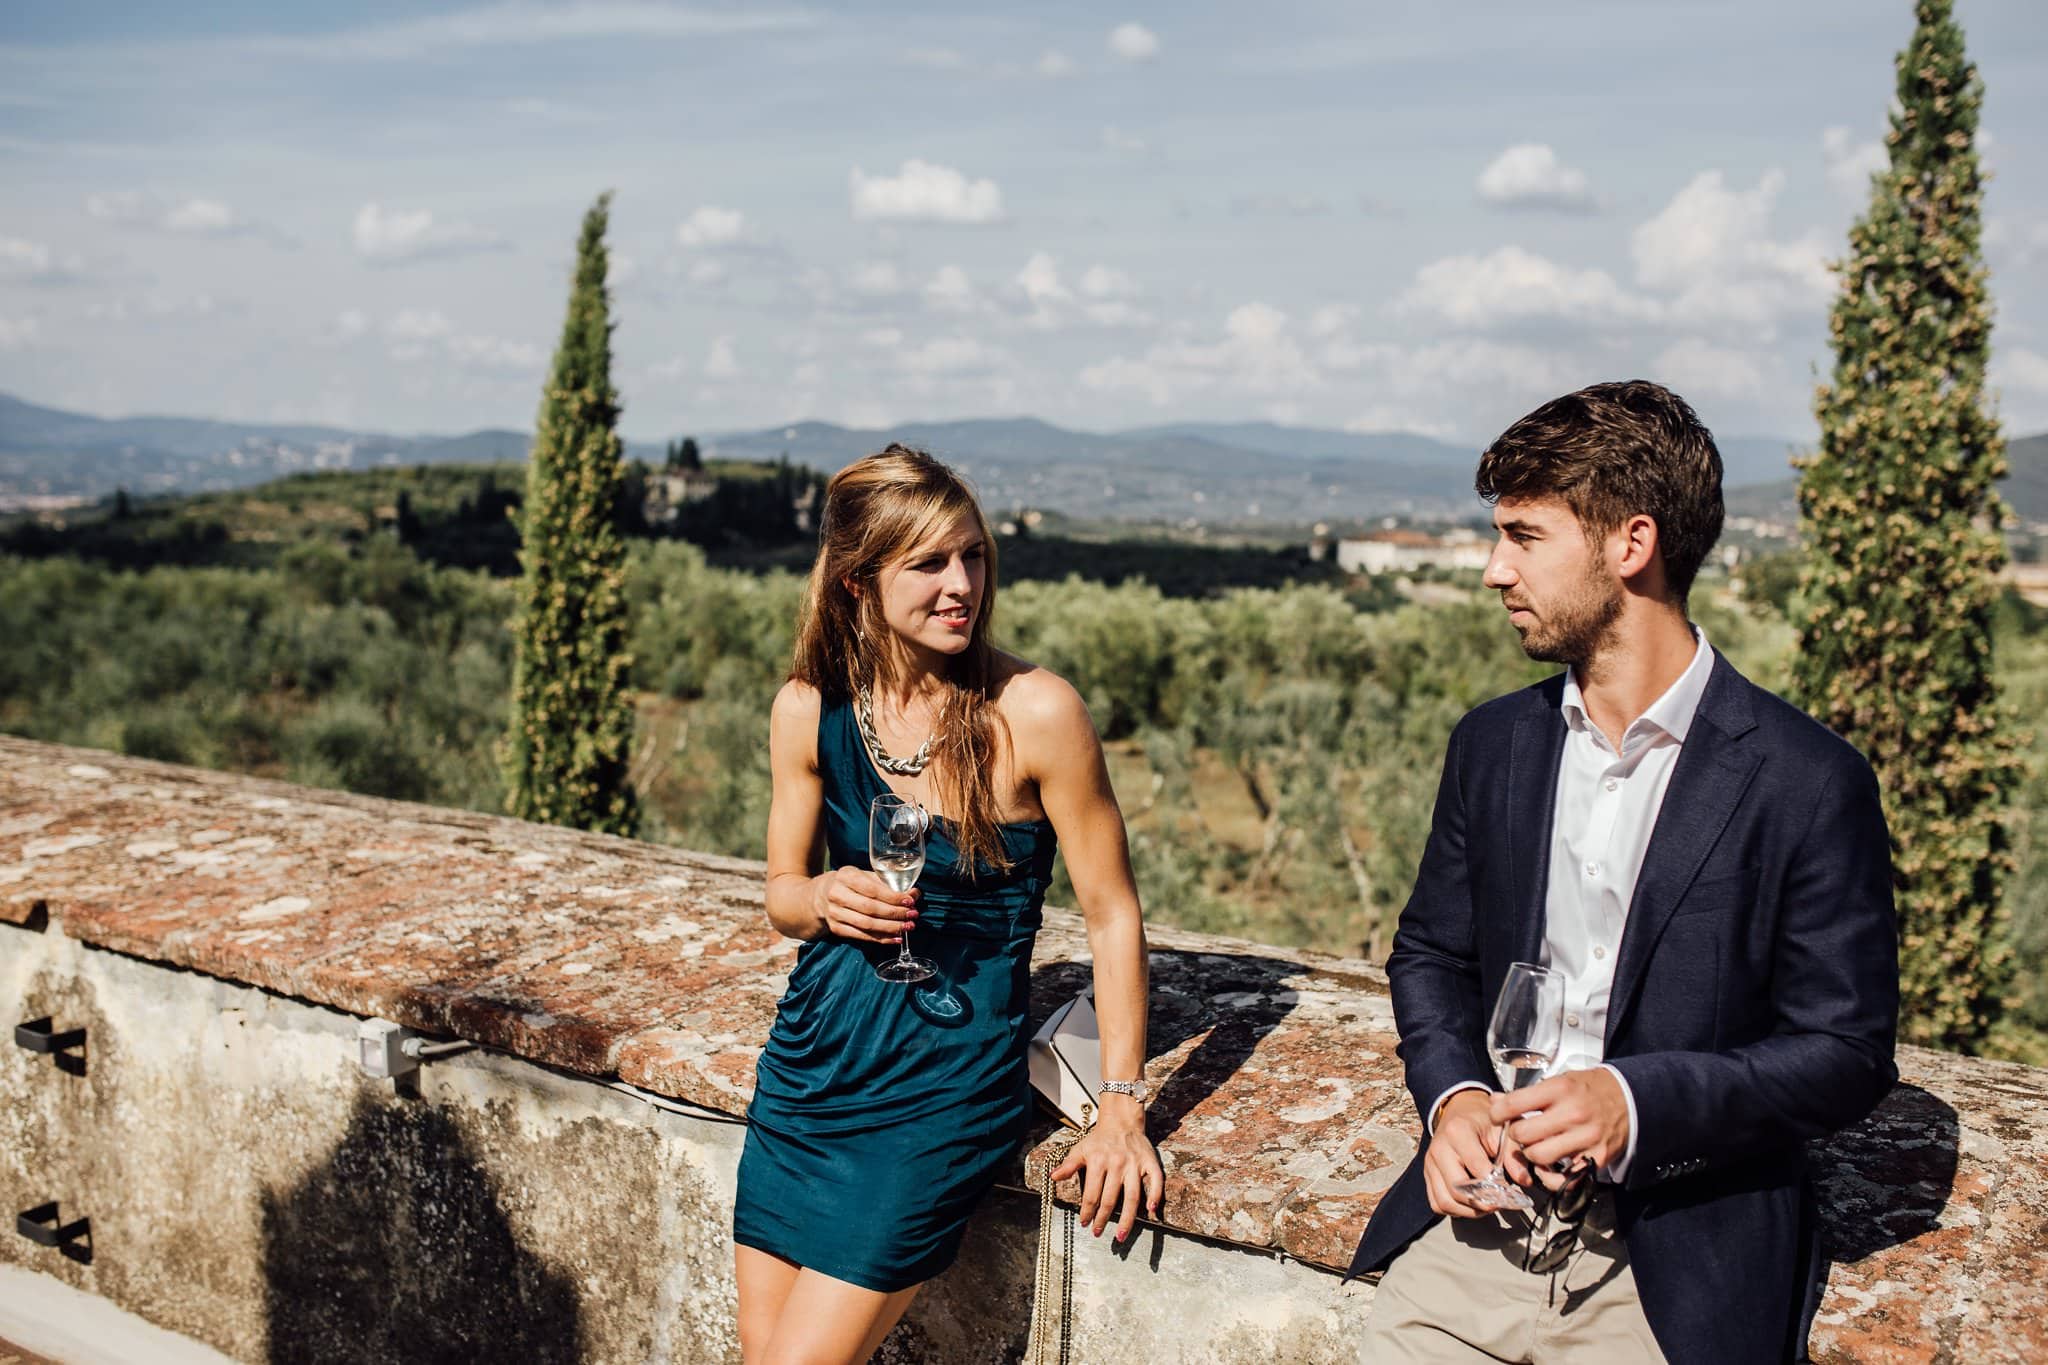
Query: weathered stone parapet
3,734,2045,1362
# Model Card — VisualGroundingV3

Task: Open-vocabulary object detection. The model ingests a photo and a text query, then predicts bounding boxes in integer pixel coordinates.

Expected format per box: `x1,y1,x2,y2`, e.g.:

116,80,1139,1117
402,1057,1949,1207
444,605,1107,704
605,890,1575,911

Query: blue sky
1,1,2043,446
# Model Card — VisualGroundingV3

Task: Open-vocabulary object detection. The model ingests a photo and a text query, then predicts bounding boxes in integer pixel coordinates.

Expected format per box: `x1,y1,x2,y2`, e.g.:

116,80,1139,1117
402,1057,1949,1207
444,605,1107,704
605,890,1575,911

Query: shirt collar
1560,626,1713,745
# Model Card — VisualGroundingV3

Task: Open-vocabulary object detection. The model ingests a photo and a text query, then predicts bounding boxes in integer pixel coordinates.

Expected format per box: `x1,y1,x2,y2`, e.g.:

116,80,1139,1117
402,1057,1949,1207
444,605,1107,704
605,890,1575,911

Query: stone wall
3,735,2044,1362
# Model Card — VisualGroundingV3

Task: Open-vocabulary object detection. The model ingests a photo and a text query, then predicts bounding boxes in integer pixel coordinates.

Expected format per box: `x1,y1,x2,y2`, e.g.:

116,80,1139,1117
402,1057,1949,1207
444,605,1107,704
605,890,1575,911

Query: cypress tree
1793,0,2021,1049
502,192,640,836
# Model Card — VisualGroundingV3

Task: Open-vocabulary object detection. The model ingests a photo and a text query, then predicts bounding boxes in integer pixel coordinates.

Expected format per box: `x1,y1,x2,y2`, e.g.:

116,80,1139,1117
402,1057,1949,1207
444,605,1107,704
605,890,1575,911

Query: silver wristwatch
1098,1080,1146,1104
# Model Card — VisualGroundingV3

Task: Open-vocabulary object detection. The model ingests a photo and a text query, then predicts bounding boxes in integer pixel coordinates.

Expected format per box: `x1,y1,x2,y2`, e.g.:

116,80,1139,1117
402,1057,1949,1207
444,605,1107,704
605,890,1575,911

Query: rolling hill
5,390,2039,527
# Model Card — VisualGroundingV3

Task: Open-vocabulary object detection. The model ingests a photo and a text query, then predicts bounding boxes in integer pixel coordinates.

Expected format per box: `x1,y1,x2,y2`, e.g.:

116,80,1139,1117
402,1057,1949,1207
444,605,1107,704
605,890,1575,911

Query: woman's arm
762,681,919,945
1014,670,1164,1241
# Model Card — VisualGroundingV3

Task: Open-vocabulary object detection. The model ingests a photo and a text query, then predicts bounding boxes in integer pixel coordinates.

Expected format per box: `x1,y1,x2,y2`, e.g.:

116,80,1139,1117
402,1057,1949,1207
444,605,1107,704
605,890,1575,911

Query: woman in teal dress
733,446,1163,1364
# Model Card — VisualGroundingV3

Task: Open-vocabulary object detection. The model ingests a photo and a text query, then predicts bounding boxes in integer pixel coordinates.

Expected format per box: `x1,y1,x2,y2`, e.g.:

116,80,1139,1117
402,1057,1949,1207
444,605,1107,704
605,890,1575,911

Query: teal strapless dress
733,697,1058,1292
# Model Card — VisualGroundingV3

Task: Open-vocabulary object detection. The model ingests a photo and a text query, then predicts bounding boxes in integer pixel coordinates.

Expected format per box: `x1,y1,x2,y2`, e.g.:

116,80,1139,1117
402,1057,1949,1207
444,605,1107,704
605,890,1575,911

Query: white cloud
923,264,979,313
235,4,815,62
1101,126,1150,157
849,261,906,296
1395,245,1655,328
1081,302,1319,406
387,309,454,344
447,333,543,372
1630,170,1831,327
1037,50,1078,79
1998,348,2048,395
378,307,536,373
1236,193,1335,217
1476,144,1594,212
686,259,729,287
676,205,747,248
1986,216,2048,266
353,202,505,263
607,251,638,289
85,293,230,323
1108,23,1159,62
1080,265,1136,299
1016,251,1072,324
164,197,238,233
1821,127,1887,199
849,160,1004,224
902,47,965,70
901,336,999,375
861,326,904,349
1308,304,1357,340
705,335,741,379
646,353,690,383
88,190,279,241
330,308,371,342
1654,338,1766,400
0,236,85,284
1343,406,1459,440
84,191,149,225
1010,253,1149,330
0,316,39,350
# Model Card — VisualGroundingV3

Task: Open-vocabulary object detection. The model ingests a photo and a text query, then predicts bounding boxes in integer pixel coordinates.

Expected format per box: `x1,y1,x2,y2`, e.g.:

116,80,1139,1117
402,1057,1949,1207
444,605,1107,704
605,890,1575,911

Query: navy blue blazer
1350,653,1898,1365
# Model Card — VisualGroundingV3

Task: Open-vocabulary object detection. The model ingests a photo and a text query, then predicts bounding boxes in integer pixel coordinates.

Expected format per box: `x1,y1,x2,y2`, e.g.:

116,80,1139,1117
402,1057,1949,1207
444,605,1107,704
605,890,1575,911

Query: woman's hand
809,867,918,944
1050,1099,1164,1243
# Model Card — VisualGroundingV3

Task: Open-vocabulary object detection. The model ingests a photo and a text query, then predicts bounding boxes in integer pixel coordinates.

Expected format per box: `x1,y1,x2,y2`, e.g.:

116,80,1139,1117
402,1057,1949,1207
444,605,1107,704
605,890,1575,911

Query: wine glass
1455,961,1565,1213
869,794,936,984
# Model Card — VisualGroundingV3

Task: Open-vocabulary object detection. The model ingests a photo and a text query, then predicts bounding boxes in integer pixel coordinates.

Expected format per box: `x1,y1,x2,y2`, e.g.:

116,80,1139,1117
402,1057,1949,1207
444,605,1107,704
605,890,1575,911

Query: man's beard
1509,566,1622,665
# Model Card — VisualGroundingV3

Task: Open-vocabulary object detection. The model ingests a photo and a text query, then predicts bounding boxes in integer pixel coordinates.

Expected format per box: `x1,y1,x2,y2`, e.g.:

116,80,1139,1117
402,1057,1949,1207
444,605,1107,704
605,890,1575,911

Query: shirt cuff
1596,1062,1639,1183
1425,1080,1493,1135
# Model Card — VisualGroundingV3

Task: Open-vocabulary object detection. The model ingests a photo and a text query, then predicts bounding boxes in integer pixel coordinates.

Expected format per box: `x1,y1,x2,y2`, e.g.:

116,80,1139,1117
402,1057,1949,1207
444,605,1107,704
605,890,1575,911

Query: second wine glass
1455,961,1565,1213
869,793,937,984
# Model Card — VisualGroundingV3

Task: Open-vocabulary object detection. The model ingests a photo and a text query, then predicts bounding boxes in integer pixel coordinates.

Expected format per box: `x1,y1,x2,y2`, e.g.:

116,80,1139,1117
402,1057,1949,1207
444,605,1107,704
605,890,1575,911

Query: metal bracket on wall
14,1016,87,1075
17,1201,92,1265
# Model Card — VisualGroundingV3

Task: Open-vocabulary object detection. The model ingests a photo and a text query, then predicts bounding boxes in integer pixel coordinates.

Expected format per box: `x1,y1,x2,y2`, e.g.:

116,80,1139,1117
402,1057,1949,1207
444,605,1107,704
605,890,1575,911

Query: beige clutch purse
1028,990,1104,1129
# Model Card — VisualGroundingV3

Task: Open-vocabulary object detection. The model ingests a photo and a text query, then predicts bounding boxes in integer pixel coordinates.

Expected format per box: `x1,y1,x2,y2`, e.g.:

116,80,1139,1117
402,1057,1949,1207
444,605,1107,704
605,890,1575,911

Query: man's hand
1424,1089,1508,1217
1493,1068,1630,1186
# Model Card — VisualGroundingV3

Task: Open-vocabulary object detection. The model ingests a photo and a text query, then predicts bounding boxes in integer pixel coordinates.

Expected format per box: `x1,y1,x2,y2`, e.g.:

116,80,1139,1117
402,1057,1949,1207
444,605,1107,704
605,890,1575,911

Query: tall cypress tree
502,192,640,836
1793,0,2020,1049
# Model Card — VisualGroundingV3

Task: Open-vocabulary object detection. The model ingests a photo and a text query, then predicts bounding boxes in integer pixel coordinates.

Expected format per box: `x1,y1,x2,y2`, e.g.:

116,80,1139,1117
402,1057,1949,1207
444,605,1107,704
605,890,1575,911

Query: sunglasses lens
1557,1177,1592,1223
1528,1229,1575,1275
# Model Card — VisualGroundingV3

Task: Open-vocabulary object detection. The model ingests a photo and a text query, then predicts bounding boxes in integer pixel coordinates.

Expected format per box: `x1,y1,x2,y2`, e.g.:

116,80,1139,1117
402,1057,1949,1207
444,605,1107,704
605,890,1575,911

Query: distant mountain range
7,388,2037,526
1721,431,2048,526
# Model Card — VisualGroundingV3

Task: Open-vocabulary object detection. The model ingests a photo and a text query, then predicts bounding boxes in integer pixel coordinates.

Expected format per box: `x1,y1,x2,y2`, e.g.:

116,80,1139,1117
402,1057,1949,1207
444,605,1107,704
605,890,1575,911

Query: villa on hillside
1317,527,1491,576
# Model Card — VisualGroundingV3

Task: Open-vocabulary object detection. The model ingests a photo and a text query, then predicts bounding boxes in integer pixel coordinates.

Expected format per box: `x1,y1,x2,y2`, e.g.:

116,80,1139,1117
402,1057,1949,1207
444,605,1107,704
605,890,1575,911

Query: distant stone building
1333,527,1489,575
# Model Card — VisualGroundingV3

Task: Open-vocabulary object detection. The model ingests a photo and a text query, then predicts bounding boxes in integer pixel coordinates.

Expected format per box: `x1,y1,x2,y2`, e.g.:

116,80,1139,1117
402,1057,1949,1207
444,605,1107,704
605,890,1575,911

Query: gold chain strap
1026,1128,1083,1365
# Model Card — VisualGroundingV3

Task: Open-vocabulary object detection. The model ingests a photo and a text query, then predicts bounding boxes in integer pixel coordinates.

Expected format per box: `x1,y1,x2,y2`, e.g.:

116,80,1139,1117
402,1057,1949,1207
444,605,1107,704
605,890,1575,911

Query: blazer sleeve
1609,750,1899,1188
1387,716,1497,1122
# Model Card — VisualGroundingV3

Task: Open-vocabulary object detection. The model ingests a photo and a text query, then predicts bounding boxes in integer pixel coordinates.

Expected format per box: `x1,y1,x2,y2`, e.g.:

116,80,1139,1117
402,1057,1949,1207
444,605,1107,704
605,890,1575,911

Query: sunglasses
1523,1159,1595,1275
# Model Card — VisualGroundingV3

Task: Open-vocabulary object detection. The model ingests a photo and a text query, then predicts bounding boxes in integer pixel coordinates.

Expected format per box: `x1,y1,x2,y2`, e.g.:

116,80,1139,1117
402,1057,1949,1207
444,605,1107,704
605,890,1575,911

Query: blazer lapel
1604,657,1762,1048
1505,687,1567,971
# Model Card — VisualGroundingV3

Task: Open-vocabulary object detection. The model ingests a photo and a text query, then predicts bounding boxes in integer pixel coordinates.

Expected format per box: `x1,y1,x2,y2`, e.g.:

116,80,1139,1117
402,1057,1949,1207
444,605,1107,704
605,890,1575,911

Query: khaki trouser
1361,1191,1666,1363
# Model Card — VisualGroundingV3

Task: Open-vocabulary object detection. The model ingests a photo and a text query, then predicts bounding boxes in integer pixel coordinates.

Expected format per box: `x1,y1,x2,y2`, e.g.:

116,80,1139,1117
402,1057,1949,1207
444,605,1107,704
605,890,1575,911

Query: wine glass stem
1488,1121,1510,1181
898,925,914,966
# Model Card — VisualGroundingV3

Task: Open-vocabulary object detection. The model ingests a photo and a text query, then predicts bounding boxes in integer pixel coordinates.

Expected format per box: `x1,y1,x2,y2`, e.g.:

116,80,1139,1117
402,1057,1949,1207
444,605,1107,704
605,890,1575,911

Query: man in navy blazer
1352,381,1898,1363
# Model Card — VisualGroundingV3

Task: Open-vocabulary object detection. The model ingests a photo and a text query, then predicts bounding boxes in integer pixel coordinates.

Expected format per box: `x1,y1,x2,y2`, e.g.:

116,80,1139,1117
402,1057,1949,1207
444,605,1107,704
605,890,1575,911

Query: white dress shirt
1430,628,1714,1184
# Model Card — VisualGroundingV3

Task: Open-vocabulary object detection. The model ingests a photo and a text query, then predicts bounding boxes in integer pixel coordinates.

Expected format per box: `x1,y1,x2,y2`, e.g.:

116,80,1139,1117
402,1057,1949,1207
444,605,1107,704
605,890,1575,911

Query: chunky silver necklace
857,686,938,776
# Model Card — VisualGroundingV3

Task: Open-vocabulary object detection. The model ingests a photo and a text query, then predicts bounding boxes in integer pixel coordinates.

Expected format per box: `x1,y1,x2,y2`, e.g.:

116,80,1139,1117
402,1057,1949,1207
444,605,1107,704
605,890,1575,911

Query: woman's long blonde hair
791,444,1011,874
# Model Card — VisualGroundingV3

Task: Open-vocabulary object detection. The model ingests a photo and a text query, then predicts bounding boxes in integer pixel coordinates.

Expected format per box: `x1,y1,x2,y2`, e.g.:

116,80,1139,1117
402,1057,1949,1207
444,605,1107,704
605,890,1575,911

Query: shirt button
1566,1014,1581,1028
1584,861,1600,879
1593,945,1607,960
1604,778,1618,792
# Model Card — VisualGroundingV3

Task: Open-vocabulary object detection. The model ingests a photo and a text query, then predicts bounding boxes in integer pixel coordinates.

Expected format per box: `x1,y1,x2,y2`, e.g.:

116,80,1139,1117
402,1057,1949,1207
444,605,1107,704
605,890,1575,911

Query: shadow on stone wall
1029,948,1307,1146
259,1093,582,1365
1812,1082,1961,1265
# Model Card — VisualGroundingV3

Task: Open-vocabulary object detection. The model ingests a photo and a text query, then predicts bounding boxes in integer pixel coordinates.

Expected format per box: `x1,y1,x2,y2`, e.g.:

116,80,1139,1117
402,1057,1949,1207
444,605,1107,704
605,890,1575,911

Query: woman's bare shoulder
990,653,1092,739
770,681,825,768
772,677,824,723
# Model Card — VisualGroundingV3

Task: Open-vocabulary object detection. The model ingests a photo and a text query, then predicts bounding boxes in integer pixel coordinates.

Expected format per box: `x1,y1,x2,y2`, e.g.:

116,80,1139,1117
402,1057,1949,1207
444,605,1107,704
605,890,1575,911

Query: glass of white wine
869,793,936,984
1455,961,1565,1213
